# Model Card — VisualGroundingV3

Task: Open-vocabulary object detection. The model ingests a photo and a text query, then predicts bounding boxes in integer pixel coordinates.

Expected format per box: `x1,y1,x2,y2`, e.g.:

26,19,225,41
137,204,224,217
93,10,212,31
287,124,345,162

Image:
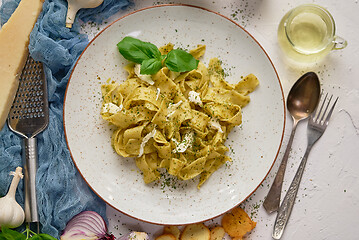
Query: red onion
61,211,114,240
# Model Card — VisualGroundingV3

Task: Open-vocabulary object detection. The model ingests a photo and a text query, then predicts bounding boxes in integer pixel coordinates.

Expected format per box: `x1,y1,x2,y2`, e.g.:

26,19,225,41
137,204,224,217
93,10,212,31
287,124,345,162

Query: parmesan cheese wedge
0,0,44,130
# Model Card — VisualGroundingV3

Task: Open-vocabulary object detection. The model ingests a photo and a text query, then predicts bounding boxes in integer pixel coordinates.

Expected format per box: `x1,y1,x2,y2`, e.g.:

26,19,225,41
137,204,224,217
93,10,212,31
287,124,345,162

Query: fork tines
311,91,339,125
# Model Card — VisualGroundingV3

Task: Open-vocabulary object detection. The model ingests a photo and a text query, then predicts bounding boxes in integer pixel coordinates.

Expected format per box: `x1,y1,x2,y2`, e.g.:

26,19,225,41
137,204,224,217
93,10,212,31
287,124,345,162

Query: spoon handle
263,118,298,214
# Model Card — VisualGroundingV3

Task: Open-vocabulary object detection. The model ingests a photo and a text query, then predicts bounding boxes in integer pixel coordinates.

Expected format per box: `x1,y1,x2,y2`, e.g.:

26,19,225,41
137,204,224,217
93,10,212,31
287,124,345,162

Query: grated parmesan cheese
188,90,203,106
134,64,155,85
102,102,122,114
156,88,161,101
166,100,183,119
172,131,194,153
208,118,224,133
138,128,157,157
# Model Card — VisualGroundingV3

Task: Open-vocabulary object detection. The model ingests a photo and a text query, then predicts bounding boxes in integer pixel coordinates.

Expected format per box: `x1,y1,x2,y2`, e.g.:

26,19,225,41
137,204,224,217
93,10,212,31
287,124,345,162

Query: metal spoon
263,72,320,214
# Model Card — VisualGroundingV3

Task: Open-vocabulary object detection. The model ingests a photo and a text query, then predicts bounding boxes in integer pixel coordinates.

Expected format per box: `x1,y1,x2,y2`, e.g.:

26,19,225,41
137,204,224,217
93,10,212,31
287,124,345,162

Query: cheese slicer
8,54,49,231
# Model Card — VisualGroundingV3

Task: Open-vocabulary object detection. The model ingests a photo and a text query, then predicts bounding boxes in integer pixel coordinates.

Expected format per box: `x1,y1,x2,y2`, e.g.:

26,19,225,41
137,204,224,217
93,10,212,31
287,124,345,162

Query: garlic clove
0,197,25,228
0,167,25,229
65,4,81,28
66,0,104,28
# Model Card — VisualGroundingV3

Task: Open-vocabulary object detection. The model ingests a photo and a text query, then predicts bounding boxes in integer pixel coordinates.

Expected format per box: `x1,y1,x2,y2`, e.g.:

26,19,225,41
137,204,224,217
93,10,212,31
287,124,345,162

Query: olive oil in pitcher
278,4,347,63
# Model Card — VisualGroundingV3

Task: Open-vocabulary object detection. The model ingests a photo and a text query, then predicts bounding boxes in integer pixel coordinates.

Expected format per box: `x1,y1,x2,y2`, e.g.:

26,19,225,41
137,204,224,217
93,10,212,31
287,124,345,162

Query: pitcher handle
333,36,347,50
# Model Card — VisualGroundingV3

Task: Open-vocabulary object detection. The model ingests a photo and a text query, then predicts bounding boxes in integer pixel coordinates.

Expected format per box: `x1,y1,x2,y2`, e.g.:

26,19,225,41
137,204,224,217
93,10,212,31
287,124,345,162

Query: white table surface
78,0,359,239
3,0,356,239
91,1,359,239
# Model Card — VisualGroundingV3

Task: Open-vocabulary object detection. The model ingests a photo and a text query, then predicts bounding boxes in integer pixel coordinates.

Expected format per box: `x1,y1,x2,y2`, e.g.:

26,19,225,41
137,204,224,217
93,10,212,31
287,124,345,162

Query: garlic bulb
0,167,25,228
66,0,104,28
119,232,149,240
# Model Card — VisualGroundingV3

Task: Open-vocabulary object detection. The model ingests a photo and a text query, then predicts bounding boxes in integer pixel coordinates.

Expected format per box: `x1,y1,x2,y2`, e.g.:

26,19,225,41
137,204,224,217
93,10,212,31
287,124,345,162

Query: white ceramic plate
64,5,285,225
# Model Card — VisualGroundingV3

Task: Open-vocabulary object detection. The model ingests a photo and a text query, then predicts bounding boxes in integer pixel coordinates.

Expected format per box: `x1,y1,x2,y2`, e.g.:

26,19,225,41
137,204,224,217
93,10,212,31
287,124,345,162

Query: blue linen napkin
0,0,130,237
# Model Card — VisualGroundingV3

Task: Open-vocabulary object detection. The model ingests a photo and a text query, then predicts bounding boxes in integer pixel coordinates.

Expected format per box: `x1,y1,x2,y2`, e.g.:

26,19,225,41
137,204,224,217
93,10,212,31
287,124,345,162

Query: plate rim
63,4,286,225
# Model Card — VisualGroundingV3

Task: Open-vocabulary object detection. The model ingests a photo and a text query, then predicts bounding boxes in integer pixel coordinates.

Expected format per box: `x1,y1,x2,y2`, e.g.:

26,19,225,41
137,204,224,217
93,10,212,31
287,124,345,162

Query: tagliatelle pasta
100,44,259,188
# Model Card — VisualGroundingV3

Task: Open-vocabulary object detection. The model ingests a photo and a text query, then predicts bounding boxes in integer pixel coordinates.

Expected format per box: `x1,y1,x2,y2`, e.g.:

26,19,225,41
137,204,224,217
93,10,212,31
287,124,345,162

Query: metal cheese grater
8,55,49,228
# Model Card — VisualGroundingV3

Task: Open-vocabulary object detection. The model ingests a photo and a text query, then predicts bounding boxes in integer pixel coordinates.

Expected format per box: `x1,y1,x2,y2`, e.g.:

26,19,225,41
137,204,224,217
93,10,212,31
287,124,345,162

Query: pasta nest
101,44,259,188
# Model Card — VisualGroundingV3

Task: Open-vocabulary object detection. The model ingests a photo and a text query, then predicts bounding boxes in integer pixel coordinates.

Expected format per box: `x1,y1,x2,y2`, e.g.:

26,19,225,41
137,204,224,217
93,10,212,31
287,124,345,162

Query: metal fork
272,92,338,239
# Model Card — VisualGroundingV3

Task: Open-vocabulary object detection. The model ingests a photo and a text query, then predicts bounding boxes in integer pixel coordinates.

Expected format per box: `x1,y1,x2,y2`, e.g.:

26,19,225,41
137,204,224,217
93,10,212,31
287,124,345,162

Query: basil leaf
164,49,199,72
140,58,163,75
30,234,57,240
29,235,41,240
0,227,26,240
117,36,161,63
